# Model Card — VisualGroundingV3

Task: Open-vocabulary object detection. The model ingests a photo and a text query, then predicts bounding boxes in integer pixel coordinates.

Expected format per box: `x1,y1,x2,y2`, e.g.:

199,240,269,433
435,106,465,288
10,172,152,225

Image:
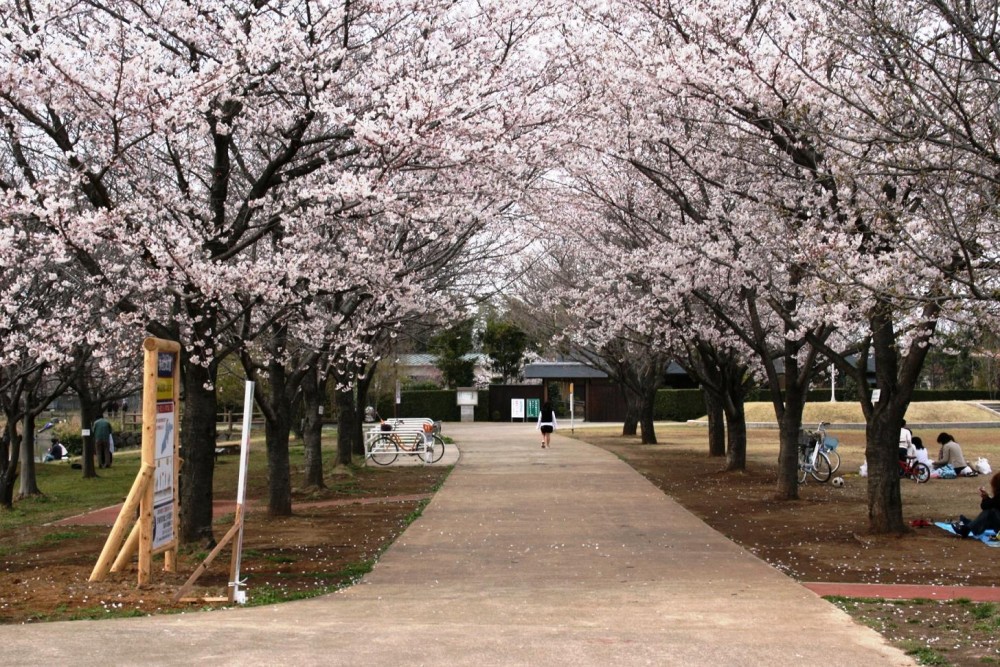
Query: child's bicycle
899,456,930,483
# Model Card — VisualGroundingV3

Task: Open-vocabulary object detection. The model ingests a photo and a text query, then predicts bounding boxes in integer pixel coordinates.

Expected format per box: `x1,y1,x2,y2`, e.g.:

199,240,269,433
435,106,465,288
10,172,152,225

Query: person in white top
899,419,913,462
912,436,931,468
536,401,558,449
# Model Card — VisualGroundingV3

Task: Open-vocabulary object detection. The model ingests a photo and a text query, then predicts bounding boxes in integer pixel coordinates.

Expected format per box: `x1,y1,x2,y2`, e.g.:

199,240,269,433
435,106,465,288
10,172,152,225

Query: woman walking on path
537,401,557,448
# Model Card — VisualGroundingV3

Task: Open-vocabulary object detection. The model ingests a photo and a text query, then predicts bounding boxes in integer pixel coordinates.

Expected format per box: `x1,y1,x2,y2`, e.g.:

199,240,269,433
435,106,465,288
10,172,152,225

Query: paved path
2,423,912,666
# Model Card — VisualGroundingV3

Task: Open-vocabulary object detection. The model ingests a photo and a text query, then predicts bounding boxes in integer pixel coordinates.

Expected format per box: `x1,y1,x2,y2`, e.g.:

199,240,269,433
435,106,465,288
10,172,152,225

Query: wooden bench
214,440,242,461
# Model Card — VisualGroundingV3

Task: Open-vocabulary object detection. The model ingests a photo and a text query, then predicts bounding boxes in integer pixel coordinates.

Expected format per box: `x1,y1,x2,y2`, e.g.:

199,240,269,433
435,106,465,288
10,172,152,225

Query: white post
570,383,575,433
830,364,836,402
230,380,255,604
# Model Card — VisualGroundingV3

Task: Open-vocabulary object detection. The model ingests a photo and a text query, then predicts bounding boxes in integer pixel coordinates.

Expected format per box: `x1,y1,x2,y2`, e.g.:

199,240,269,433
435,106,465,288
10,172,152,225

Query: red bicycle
899,457,930,483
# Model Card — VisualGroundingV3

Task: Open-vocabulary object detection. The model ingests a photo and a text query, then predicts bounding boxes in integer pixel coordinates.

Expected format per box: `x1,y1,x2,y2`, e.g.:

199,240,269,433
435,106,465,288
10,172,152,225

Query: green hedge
910,389,996,401
376,389,489,422
654,389,705,422
747,388,997,403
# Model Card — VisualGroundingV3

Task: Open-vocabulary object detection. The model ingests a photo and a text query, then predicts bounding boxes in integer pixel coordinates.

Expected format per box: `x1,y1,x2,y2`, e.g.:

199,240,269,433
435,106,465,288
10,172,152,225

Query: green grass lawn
0,434,315,534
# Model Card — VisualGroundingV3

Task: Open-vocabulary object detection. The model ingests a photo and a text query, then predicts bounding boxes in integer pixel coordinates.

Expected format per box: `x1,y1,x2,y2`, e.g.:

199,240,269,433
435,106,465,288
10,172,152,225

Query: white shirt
914,448,931,467
899,428,912,449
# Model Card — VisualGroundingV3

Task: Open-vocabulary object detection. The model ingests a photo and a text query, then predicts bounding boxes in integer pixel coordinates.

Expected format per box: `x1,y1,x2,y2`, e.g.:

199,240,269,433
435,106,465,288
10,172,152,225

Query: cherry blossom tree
543,0,997,531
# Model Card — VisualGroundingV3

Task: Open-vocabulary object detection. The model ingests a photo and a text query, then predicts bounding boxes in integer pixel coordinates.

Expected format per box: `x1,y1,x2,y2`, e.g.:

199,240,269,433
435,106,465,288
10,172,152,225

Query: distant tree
480,318,533,383
429,320,476,388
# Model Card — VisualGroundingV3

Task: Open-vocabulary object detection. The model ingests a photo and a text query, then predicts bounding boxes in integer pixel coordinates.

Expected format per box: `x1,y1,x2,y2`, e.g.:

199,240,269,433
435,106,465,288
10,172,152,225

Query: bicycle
811,421,841,474
798,423,833,483
899,456,930,483
370,420,445,466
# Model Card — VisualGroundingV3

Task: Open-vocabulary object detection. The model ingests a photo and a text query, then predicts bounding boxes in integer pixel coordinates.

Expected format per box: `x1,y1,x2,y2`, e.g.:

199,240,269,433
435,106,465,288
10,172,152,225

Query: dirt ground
0,465,451,624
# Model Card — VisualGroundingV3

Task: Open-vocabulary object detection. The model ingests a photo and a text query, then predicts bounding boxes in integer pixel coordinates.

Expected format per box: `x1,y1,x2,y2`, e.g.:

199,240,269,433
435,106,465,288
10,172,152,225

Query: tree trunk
17,411,41,498
179,360,219,544
301,366,325,488
722,365,749,471
264,407,293,515
776,414,804,499
0,420,19,508
862,300,919,534
723,398,747,471
336,385,354,466
622,389,639,436
775,372,809,500
865,411,906,533
704,390,725,457
638,385,658,444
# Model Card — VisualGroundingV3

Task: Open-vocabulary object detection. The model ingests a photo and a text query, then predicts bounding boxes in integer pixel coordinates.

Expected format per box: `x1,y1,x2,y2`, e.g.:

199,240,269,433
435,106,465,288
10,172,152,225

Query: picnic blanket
934,522,1000,547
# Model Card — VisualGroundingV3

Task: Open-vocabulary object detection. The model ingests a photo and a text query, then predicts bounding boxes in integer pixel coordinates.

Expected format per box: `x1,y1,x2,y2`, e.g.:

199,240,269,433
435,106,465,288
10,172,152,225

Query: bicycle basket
380,422,393,432
823,436,839,450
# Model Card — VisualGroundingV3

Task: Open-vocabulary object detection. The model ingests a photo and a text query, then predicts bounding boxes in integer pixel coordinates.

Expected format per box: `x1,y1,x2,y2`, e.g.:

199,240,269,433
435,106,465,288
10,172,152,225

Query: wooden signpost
90,337,180,585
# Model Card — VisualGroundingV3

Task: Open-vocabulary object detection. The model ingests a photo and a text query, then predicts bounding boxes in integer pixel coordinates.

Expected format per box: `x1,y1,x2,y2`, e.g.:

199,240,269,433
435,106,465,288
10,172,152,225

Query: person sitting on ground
43,439,68,462
952,472,1000,537
933,432,973,476
912,436,932,469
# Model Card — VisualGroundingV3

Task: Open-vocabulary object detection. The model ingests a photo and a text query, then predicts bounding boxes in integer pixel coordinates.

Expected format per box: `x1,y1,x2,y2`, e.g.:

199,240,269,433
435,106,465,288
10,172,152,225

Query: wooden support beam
110,522,140,573
89,463,154,582
172,506,244,603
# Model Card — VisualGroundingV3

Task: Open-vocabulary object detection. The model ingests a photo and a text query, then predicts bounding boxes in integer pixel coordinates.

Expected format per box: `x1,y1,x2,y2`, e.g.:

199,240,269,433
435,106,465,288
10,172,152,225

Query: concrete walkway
1,423,912,666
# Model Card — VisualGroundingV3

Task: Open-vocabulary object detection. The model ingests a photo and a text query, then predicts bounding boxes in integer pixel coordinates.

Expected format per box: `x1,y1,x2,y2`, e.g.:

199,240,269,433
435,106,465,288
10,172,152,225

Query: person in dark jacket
93,413,113,469
953,472,1000,537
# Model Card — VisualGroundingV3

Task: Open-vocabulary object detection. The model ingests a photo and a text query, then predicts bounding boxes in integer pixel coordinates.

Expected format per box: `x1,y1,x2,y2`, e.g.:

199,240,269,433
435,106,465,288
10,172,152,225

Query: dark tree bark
723,396,748,471
336,383,355,466
860,301,935,533
637,382,658,444
704,390,725,457
301,365,326,488
681,341,751,467
0,420,20,508
774,358,811,500
17,411,40,498
622,392,639,436
179,358,220,544
263,402,293,516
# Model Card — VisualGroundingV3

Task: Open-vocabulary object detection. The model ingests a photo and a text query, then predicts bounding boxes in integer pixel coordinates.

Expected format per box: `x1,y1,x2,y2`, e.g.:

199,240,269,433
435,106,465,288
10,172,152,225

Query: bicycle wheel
824,447,841,474
370,435,398,465
797,448,809,484
912,462,931,483
427,435,445,463
809,451,833,483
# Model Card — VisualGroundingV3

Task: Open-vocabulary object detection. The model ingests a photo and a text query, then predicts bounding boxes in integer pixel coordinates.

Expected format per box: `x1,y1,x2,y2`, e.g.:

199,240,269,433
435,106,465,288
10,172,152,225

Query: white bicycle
798,422,835,483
